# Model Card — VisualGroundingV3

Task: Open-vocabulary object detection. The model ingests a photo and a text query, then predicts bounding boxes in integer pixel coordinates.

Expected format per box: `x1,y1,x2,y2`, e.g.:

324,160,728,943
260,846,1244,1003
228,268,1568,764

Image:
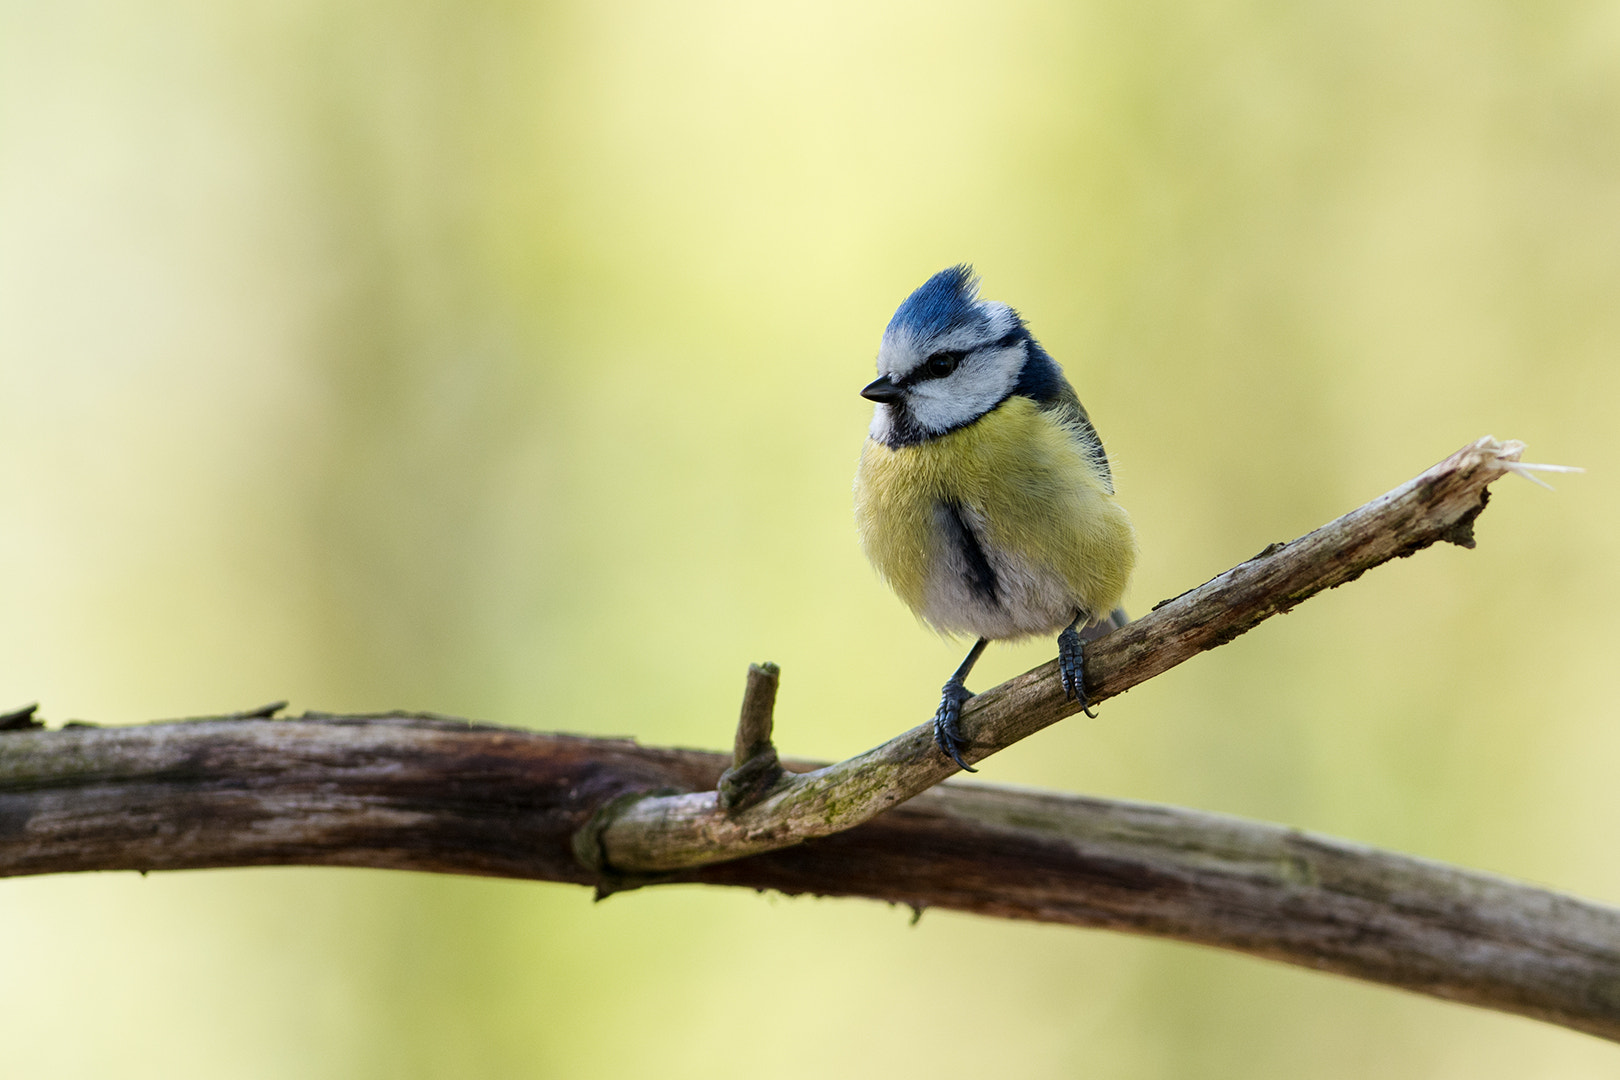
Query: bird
853,265,1137,772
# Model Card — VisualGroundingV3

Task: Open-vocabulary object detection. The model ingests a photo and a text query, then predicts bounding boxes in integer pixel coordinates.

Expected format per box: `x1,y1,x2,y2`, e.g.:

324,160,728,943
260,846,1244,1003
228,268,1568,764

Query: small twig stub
717,663,784,811
0,703,43,732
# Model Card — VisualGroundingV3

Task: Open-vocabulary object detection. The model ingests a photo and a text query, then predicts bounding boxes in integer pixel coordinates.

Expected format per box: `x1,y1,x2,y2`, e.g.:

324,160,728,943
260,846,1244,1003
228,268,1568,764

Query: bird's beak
860,375,904,404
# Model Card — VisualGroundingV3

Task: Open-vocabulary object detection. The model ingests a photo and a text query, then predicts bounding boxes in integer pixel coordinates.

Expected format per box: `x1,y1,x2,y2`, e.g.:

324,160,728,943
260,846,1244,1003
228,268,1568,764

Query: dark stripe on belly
942,500,1000,606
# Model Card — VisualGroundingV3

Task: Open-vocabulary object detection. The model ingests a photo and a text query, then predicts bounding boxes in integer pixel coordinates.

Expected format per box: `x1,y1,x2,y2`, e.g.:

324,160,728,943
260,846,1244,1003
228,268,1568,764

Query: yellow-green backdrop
2,1,1618,1076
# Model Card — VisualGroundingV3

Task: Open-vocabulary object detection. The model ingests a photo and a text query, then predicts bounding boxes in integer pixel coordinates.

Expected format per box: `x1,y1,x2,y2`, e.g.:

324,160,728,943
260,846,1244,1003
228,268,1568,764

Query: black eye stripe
898,352,956,386
897,331,1023,388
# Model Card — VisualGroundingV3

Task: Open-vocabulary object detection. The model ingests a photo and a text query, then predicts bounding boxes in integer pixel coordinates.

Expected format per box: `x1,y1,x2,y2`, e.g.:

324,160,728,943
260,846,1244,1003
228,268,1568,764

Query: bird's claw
932,681,977,772
1058,626,1095,718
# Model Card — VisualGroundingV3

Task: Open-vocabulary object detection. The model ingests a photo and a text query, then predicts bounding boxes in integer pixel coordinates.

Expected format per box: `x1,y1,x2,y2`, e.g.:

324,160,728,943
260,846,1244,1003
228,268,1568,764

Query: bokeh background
3,0,1618,1075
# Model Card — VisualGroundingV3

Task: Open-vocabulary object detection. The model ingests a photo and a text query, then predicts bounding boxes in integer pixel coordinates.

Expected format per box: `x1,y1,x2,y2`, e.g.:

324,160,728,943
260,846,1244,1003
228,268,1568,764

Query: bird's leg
933,637,989,772
1058,611,1096,718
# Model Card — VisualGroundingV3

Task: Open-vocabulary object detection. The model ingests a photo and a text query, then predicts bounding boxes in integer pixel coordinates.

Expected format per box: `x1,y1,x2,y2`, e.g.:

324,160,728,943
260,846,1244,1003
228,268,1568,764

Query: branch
3,436,1598,1037
592,436,1545,873
2,715,1616,1041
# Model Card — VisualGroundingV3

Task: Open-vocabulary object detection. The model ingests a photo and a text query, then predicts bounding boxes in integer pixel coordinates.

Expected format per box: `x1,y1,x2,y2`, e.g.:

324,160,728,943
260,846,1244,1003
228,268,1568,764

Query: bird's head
863,265,1030,447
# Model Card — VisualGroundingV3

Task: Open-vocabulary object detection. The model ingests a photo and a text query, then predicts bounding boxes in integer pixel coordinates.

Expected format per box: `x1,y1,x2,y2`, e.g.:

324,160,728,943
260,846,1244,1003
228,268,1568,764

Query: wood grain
2,715,1616,1040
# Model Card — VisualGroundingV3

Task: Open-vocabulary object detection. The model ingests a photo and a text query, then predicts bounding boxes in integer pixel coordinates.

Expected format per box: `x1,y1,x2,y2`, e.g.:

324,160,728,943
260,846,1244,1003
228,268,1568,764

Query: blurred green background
2,0,1618,1075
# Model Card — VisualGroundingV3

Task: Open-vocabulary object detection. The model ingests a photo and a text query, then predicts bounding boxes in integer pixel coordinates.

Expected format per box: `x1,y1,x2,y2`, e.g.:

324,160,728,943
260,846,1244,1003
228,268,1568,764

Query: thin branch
593,436,1538,874
1,716,1616,1041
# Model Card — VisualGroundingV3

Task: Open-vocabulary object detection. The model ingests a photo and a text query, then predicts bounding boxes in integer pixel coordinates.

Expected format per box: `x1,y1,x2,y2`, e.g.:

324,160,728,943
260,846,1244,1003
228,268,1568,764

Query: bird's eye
925,351,963,378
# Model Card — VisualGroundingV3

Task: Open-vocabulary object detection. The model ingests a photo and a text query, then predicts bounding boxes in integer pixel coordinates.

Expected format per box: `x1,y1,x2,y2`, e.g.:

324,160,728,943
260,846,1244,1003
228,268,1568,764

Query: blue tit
853,265,1137,772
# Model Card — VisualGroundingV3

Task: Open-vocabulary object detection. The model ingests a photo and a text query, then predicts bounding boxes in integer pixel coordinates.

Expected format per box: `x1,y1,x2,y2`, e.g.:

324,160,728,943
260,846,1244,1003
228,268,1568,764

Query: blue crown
886,265,982,340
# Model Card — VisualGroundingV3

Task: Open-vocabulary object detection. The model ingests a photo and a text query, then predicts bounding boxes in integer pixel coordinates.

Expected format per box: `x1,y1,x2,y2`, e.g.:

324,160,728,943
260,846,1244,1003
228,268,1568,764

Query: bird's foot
932,680,977,772
1057,626,1095,718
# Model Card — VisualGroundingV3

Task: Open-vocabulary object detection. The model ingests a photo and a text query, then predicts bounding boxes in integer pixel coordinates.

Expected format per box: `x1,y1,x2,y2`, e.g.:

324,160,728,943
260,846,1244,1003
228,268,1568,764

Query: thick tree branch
592,436,1549,873
3,436,1602,1038
1,716,1616,1041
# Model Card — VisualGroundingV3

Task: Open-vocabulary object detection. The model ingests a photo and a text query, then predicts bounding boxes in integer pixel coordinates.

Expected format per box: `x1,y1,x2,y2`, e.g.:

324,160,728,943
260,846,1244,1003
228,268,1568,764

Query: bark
1,715,1616,1041
3,436,1607,1039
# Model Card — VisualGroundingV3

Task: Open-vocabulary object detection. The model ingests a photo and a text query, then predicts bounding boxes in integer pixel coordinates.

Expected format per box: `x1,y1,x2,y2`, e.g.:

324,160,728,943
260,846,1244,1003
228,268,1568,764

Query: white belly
916,501,1086,641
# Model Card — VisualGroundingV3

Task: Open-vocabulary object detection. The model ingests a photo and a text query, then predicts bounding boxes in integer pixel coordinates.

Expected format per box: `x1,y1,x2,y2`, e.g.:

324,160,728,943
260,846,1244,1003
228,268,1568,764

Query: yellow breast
854,396,1136,637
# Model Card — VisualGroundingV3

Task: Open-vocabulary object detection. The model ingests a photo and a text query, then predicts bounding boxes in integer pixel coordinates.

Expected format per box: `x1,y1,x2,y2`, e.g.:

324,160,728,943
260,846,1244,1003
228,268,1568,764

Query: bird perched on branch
854,266,1137,771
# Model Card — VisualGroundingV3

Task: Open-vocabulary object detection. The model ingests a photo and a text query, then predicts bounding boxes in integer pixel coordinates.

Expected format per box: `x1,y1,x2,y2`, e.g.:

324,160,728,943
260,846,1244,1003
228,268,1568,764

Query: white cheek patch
905,344,1023,434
